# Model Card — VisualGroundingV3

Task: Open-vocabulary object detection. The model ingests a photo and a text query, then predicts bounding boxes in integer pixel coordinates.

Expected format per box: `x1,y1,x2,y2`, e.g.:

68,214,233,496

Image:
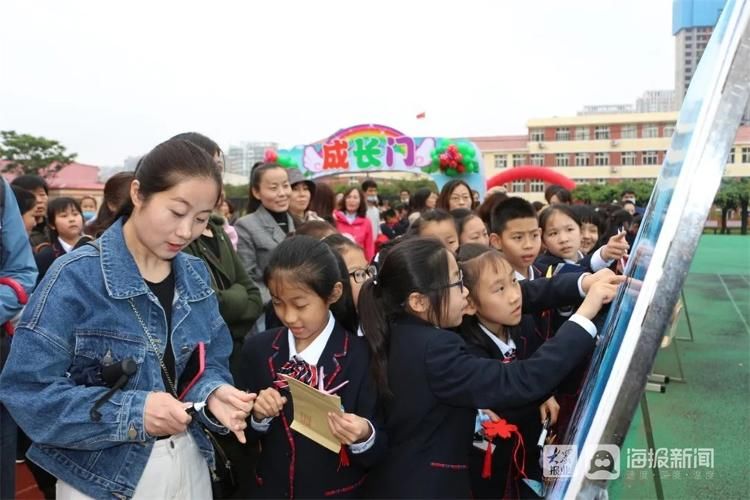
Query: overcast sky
0,0,674,166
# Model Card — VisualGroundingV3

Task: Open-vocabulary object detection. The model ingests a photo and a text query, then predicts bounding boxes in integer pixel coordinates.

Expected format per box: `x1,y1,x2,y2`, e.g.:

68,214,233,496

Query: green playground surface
609,235,750,499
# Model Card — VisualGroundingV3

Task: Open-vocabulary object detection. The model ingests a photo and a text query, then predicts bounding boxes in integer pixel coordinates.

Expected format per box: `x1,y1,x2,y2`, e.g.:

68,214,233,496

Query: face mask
367,196,378,204
82,211,96,221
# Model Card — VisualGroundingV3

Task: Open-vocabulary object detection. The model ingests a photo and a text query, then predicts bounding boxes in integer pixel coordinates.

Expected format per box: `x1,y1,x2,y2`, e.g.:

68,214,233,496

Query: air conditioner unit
538,142,545,149
610,165,619,173
610,140,619,147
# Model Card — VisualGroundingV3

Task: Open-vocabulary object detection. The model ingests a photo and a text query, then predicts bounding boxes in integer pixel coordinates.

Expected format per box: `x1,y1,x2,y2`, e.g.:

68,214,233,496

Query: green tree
728,177,750,235
713,179,739,234
0,130,77,177
573,179,655,206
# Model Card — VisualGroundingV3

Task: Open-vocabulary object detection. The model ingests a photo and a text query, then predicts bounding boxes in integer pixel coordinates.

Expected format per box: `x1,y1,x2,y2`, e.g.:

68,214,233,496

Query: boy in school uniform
489,197,552,341
486,198,596,462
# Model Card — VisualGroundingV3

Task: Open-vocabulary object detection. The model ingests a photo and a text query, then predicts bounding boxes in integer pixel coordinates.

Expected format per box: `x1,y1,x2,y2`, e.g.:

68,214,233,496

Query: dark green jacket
184,217,263,376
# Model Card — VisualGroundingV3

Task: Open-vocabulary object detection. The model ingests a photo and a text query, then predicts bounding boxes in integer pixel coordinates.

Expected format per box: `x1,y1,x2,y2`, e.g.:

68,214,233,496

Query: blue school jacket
364,309,596,499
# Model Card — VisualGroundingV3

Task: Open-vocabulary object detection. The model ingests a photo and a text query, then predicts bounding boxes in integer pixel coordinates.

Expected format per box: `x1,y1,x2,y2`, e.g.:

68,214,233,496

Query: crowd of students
0,132,637,499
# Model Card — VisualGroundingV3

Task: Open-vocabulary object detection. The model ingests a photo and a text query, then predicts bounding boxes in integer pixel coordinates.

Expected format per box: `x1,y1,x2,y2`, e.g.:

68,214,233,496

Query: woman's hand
207,385,256,444
252,387,287,421
327,412,372,445
144,392,192,437
539,396,560,425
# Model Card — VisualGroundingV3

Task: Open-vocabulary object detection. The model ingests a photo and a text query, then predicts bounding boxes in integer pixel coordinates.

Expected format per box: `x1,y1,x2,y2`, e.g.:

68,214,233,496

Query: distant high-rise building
673,0,725,103
226,146,245,176
225,141,279,178
673,0,748,123
635,90,676,112
578,104,634,115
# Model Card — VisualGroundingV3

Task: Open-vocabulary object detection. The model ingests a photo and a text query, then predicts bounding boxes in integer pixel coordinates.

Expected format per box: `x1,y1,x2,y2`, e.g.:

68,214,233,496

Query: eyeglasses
348,265,378,284
444,269,464,292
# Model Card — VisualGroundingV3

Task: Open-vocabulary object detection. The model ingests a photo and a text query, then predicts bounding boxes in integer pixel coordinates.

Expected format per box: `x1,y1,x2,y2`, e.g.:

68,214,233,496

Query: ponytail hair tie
372,279,379,286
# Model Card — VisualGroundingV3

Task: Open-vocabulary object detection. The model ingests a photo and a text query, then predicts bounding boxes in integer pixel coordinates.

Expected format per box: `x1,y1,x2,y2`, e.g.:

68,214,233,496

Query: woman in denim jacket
0,138,255,499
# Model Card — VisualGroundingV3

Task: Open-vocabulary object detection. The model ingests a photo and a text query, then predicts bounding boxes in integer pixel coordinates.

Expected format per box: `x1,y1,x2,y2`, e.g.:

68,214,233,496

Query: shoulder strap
86,240,101,252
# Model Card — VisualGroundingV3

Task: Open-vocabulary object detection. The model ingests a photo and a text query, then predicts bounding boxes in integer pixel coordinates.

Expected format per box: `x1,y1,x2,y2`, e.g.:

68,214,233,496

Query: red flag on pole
416,111,426,119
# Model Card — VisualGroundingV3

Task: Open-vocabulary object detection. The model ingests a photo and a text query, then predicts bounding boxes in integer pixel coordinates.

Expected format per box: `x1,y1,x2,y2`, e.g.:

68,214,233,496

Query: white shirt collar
58,237,74,254
287,312,335,365
564,251,585,265
478,322,516,358
514,265,535,282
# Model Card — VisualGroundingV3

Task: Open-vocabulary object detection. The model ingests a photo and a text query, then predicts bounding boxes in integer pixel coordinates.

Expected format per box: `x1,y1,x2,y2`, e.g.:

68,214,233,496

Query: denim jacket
0,178,38,324
0,218,234,499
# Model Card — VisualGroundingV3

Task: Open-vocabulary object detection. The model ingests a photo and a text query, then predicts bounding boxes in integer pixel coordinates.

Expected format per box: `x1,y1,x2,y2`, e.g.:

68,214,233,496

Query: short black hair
11,175,48,194
361,179,378,191
408,209,454,237
489,197,538,234
11,186,36,215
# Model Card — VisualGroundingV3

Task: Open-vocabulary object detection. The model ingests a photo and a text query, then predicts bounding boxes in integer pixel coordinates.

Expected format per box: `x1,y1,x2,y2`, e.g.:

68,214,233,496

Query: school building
474,111,750,203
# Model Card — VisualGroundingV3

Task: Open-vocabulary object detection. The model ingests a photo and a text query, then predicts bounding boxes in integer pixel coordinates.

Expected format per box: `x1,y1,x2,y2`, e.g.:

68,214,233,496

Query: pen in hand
184,401,207,416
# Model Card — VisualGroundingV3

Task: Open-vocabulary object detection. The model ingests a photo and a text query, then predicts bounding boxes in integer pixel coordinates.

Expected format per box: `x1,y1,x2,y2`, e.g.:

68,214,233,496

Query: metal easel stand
640,393,665,500
675,289,695,342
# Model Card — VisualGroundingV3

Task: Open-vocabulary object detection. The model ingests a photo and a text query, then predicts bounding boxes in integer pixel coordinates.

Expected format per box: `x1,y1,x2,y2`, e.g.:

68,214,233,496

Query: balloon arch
485,165,576,191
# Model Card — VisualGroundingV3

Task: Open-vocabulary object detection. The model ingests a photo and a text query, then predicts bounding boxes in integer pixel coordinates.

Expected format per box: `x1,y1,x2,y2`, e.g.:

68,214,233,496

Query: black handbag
204,427,239,498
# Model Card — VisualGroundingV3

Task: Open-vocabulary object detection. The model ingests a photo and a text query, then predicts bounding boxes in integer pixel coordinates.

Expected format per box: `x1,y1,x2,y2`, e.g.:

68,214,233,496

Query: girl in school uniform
235,162,296,302
237,235,383,498
359,237,624,498
535,204,629,275
535,204,629,436
34,197,91,282
457,244,571,499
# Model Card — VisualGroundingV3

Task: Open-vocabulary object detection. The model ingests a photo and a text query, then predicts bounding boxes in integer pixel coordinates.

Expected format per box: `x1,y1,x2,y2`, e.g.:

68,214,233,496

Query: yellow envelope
279,374,343,453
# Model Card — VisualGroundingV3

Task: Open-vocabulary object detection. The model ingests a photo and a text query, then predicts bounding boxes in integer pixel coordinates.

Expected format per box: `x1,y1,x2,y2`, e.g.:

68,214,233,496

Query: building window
555,154,569,167
621,125,637,139
594,126,610,140
530,179,545,192
622,152,637,165
575,127,590,141
555,128,570,141
530,154,544,166
575,153,590,166
594,152,609,166
643,124,658,138
512,154,526,166
511,180,526,192
494,154,507,169
663,125,675,137
728,148,735,163
530,129,545,141
742,147,750,163
643,151,658,165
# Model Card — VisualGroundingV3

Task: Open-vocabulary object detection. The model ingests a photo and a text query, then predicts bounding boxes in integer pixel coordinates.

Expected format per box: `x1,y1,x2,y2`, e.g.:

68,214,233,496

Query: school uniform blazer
364,313,596,498
237,323,384,499
463,321,550,499
235,206,296,303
